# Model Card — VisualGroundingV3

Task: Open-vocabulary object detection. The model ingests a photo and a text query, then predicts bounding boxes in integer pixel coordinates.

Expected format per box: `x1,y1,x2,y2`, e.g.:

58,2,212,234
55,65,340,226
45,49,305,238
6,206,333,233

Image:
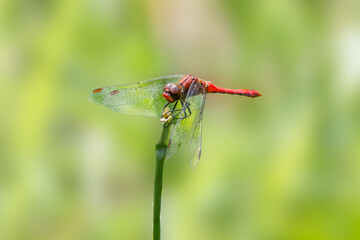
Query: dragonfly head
163,83,181,103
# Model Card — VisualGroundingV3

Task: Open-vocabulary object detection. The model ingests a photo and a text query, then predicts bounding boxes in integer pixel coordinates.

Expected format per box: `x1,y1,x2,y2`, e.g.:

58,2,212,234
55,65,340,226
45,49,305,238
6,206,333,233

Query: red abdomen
205,81,261,98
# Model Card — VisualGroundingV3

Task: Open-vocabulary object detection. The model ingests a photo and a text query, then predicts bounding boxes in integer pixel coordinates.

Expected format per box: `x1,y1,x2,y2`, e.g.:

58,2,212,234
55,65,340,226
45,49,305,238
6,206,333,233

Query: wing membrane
89,75,184,117
166,81,206,165
188,93,206,169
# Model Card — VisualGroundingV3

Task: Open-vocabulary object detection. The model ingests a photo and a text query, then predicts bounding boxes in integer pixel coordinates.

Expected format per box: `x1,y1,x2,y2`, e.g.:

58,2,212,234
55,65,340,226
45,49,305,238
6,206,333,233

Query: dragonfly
89,75,261,169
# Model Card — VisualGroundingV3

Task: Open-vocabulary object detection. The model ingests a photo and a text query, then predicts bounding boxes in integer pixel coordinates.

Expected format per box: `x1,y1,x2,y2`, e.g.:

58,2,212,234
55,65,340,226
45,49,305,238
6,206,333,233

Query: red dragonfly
89,75,261,168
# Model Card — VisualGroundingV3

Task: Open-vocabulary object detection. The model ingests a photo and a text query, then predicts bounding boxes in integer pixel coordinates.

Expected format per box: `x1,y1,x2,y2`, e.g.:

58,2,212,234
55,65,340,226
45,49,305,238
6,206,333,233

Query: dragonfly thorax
163,83,183,103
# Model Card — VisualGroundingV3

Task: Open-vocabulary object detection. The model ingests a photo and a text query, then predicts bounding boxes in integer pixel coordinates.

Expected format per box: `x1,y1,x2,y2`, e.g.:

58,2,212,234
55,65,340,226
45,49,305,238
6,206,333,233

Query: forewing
166,81,206,161
89,75,184,117
188,93,206,169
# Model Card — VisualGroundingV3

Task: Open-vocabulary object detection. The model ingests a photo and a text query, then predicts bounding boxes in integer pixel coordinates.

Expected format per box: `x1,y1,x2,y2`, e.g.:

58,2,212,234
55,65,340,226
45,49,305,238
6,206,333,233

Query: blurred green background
1,0,360,239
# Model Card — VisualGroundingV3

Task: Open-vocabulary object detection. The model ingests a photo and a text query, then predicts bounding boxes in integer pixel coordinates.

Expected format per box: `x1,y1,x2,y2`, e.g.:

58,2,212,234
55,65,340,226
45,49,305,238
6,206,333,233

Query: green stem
153,126,170,240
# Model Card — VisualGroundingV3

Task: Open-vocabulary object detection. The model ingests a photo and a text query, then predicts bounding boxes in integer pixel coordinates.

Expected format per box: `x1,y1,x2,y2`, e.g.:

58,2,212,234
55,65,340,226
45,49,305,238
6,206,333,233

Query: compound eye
164,83,172,90
169,85,180,95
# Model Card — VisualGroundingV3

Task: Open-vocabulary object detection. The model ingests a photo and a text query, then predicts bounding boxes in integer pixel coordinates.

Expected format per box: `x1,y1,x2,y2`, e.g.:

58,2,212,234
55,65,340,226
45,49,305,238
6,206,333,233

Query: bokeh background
1,0,360,239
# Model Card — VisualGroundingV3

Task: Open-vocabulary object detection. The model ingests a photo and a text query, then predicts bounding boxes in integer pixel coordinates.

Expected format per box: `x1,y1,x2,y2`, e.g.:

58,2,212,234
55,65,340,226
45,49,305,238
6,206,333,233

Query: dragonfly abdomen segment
205,81,262,98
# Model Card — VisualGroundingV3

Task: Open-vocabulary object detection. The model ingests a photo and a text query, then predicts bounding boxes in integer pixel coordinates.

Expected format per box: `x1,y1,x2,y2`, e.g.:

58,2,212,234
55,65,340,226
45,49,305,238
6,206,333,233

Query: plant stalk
153,125,170,240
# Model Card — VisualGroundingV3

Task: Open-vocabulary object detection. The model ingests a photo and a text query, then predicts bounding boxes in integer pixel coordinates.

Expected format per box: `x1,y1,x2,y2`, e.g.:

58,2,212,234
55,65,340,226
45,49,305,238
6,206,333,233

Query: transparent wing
89,75,184,117
166,80,206,164
188,93,206,169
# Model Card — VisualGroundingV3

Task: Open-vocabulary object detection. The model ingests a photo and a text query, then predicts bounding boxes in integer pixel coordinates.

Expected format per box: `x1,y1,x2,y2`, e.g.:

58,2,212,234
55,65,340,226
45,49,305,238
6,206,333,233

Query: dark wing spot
93,88,103,93
110,90,120,95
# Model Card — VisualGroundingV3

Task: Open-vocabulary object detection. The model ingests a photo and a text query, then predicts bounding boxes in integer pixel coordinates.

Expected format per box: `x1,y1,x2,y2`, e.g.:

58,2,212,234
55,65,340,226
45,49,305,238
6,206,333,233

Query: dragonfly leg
176,99,189,119
170,103,185,118
185,101,192,117
180,99,188,118
163,101,182,115
170,110,182,118
170,100,192,123
161,101,181,128
161,102,171,115
165,100,183,119
168,101,182,115
162,99,193,125
177,100,191,119
172,101,178,110
161,101,182,120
